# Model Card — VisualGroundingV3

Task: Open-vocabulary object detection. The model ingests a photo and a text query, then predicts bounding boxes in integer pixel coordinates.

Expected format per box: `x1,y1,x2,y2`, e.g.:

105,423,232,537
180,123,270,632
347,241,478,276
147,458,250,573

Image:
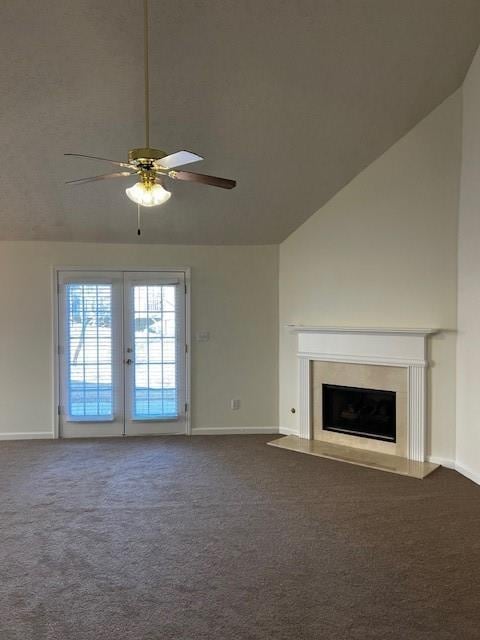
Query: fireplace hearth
322,383,396,442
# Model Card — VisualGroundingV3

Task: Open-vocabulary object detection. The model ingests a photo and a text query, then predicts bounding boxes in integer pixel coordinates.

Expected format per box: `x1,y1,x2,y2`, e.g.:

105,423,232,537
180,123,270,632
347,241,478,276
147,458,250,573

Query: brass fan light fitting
125,148,172,207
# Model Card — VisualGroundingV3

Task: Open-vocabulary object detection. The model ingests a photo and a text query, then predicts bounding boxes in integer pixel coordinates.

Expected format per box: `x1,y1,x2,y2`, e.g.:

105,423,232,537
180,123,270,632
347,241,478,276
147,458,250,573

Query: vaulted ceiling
1,0,480,244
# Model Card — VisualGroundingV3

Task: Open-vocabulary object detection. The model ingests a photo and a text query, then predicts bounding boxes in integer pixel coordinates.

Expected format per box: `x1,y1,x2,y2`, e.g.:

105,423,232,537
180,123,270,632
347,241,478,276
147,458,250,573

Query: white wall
457,47,480,484
0,242,278,438
279,91,462,462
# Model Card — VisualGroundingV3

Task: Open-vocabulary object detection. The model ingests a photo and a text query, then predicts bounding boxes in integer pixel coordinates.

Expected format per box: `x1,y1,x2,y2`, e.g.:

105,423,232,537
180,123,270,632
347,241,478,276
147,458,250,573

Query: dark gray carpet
1,435,479,640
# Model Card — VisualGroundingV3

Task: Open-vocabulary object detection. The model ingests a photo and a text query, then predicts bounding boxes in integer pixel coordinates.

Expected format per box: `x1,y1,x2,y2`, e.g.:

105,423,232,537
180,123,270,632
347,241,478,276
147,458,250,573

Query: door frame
52,266,191,439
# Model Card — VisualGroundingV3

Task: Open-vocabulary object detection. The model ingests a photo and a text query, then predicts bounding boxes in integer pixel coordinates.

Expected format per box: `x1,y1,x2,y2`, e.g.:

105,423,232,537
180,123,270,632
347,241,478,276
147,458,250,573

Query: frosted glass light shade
125,181,171,207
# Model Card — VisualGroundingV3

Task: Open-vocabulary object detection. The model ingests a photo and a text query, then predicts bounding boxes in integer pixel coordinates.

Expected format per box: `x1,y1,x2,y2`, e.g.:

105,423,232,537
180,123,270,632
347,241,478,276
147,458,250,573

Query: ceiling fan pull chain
137,204,142,236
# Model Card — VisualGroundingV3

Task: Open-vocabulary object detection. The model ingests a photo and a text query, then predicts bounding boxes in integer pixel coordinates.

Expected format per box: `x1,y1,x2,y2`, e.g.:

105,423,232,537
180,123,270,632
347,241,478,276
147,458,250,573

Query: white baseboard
427,455,480,486
455,461,480,486
278,426,300,437
0,427,280,439
427,455,456,470
192,427,279,435
0,432,55,441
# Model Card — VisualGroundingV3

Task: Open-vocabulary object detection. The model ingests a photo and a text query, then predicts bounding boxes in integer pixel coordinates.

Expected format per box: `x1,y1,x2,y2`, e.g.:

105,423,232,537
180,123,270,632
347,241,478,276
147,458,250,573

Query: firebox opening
322,384,396,442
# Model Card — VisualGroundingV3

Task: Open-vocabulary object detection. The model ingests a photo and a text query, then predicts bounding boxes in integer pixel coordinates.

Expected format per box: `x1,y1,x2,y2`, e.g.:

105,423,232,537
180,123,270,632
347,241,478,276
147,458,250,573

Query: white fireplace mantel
289,325,440,462
288,324,438,337
288,325,439,334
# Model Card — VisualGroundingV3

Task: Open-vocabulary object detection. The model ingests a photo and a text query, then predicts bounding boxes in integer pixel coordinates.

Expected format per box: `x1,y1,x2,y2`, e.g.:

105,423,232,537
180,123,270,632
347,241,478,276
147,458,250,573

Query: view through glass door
58,270,187,438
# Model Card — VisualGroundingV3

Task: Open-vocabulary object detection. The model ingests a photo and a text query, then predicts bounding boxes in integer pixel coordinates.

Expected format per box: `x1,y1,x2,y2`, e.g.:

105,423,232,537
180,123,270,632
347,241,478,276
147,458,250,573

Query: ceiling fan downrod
143,0,150,149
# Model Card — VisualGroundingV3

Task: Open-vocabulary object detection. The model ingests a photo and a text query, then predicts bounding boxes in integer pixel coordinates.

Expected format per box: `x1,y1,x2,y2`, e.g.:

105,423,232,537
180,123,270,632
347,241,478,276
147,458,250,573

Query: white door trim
52,266,191,439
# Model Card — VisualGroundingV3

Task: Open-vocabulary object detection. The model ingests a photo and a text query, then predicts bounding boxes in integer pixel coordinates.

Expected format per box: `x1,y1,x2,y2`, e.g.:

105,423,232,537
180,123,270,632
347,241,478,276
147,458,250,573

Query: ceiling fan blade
65,153,133,169
155,150,204,169
66,171,135,185
168,170,236,189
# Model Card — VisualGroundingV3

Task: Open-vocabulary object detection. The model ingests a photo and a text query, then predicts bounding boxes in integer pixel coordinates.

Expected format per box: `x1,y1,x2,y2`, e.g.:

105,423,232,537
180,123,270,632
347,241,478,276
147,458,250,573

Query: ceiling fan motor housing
128,147,166,167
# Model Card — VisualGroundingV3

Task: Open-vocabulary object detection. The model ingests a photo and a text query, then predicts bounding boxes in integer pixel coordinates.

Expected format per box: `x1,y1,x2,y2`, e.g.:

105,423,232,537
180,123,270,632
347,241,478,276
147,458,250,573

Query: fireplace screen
322,384,396,442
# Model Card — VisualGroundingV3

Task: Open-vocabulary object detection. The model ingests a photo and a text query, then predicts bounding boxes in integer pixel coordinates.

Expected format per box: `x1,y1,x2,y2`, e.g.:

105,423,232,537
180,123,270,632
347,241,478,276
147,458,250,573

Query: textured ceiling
1,0,480,244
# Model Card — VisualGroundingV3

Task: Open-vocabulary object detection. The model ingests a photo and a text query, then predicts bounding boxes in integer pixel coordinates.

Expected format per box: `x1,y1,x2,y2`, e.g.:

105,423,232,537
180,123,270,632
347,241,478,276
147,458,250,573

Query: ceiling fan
65,0,236,216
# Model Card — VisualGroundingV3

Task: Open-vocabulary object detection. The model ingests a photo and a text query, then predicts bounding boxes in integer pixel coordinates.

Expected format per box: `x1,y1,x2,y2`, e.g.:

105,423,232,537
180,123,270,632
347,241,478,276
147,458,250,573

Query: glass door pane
132,284,178,419
66,283,113,420
58,272,124,438
124,272,186,435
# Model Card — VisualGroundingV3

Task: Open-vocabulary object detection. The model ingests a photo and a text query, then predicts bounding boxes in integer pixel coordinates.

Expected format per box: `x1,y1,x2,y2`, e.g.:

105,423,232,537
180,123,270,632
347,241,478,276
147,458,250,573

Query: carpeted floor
0,435,479,640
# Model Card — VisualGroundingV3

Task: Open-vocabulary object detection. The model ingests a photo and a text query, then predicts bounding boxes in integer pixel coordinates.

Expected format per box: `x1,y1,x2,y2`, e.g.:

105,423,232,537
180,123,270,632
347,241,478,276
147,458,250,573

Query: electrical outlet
230,399,240,410
196,330,210,342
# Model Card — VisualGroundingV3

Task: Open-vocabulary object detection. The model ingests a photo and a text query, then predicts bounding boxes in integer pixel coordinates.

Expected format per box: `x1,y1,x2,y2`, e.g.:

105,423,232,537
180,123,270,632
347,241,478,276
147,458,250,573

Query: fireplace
288,325,437,464
322,383,396,443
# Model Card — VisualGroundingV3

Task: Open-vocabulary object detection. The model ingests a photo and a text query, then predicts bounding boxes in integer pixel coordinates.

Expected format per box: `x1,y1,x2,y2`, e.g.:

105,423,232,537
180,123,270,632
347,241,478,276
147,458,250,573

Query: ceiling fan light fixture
125,181,171,207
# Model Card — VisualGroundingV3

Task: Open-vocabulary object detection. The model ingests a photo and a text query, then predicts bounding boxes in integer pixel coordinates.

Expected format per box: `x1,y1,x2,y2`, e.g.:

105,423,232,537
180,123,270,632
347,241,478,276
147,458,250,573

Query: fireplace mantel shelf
287,325,440,337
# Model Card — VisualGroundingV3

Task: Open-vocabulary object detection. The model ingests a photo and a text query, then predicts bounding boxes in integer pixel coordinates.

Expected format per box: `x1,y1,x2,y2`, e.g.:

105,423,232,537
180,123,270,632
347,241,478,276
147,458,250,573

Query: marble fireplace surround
312,361,407,458
289,325,439,462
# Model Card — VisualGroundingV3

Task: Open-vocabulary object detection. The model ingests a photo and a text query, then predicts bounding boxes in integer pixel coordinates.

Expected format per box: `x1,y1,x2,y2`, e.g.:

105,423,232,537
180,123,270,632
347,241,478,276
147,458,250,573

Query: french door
57,270,188,438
